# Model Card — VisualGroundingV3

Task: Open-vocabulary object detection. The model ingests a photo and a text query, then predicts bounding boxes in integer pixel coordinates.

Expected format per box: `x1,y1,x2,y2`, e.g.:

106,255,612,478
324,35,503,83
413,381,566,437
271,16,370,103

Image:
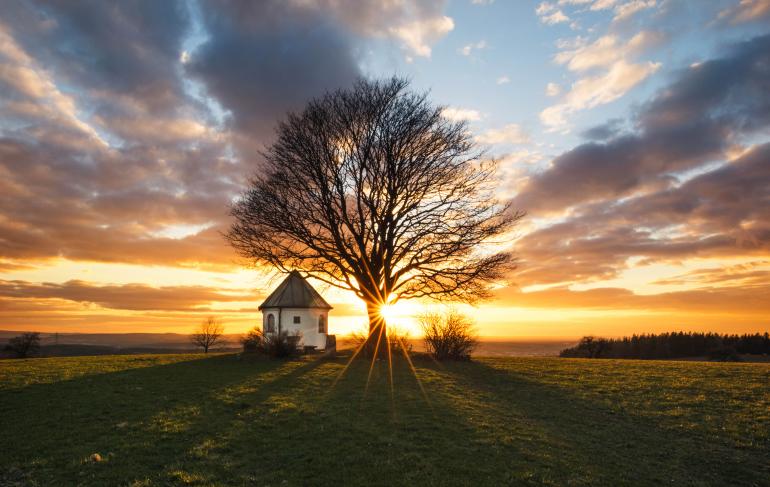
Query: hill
0,330,244,349
1,353,768,486
0,330,574,358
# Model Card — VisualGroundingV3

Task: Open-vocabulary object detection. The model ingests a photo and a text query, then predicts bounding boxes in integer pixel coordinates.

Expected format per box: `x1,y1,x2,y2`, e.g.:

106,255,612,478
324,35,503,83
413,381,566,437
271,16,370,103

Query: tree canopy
228,77,521,337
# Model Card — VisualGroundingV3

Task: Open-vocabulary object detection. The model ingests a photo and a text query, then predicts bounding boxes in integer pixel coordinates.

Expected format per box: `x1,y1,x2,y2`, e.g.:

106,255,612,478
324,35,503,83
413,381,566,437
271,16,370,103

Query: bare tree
5,332,41,358
191,317,224,354
227,78,522,354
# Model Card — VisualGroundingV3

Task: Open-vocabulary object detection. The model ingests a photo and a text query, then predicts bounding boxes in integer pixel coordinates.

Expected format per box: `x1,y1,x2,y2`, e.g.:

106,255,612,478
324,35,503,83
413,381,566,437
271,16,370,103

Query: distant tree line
560,332,770,361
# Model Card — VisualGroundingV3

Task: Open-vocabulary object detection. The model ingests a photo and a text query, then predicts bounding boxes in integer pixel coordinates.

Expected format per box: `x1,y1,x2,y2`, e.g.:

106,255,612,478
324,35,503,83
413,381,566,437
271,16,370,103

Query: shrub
387,326,413,354
5,332,41,358
707,345,741,362
419,310,478,361
241,327,263,353
560,336,611,358
262,330,302,358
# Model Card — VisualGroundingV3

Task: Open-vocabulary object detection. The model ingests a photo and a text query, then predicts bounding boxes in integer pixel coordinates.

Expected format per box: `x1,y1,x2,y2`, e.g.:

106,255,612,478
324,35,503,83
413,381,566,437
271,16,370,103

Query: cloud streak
0,279,257,311
541,32,664,127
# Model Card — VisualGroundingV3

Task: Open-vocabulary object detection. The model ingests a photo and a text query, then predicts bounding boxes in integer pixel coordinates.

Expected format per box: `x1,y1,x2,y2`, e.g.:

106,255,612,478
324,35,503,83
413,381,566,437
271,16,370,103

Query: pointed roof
258,271,332,310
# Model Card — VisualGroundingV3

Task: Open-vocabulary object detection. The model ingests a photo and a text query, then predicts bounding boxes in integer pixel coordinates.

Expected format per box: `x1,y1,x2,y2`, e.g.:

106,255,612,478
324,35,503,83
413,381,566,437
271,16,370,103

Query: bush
5,332,41,358
707,346,741,362
240,326,302,359
419,310,478,361
262,330,302,358
560,336,611,358
387,326,413,354
241,327,263,353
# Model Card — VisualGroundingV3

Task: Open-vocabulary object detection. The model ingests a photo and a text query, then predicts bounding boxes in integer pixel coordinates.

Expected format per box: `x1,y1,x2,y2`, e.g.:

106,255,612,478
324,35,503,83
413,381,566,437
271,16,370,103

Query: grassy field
1,352,768,486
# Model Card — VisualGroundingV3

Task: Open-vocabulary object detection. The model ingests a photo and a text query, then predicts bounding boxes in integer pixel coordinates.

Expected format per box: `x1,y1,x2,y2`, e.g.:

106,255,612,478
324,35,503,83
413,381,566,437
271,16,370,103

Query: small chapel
258,271,333,350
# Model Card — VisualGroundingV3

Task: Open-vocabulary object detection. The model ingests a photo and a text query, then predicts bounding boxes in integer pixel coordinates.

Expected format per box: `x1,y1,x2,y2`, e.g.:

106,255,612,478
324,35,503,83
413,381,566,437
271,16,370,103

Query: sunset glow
0,1,768,338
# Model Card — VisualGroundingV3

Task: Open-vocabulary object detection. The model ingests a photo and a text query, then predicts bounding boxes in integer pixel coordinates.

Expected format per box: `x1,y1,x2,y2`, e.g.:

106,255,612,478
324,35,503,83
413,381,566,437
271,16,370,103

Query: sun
378,303,399,323
375,300,421,334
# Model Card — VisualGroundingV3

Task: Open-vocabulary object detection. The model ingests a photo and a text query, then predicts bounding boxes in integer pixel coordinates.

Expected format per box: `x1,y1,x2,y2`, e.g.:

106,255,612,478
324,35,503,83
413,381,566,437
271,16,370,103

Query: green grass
1,352,768,486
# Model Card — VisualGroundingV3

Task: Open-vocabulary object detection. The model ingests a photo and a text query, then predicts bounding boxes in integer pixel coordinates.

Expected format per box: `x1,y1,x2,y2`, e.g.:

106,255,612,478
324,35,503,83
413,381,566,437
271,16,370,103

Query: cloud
588,0,617,10
187,1,453,149
537,3,571,24
0,279,257,311
718,0,770,24
545,82,562,96
553,31,663,72
543,11,571,25
541,31,664,128
93,116,209,144
554,0,656,20
612,0,657,22
187,2,362,150
541,59,660,127
476,124,530,145
309,0,455,57
496,75,511,85
387,15,454,57
265,1,455,59
580,118,624,140
0,23,107,145
441,107,483,121
494,283,770,314
499,150,543,166
458,40,487,56
0,1,198,152
651,261,770,287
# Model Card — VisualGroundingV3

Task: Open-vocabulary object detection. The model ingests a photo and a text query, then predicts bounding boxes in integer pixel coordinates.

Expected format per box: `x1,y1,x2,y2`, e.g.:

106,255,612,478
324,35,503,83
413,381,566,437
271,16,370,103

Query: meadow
1,352,768,486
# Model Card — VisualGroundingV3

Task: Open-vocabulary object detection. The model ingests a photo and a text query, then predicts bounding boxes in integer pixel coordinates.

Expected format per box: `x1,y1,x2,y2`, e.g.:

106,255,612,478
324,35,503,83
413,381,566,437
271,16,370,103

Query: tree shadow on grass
0,353,326,486
3,353,766,486
178,353,595,486
174,353,461,486
416,358,767,486
204,353,767,487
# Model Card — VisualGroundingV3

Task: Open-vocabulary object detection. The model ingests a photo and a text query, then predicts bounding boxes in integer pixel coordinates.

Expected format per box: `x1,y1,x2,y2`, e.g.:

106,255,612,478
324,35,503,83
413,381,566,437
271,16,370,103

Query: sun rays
377,303,399,323
331,314,432,412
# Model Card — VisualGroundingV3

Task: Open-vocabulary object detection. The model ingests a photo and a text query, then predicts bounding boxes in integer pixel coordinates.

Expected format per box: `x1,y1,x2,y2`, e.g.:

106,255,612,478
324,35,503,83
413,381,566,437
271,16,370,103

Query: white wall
261,307,328,349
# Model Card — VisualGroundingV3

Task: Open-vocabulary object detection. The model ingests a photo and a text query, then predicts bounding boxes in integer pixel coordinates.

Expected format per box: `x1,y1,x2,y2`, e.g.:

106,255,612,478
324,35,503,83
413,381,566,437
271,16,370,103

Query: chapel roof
258,271,333,310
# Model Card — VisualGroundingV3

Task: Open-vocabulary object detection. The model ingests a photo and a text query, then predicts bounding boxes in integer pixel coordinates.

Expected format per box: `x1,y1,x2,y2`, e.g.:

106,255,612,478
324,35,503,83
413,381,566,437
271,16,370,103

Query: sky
0,0,769,338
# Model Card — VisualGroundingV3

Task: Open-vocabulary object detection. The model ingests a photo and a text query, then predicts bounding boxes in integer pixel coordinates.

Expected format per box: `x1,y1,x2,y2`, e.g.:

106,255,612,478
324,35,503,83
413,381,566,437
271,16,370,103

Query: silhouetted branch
227,77,523,330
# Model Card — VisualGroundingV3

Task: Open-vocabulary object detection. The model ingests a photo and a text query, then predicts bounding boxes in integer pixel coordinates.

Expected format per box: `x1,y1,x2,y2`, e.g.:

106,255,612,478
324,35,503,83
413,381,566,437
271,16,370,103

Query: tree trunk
364,302,387,358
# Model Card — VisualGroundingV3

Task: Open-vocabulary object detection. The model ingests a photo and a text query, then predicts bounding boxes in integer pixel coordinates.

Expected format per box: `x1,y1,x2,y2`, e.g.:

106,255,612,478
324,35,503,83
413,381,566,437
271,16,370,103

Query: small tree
5,332,41,358
419,310,478,361
191,317,224,353
241,326,263,353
